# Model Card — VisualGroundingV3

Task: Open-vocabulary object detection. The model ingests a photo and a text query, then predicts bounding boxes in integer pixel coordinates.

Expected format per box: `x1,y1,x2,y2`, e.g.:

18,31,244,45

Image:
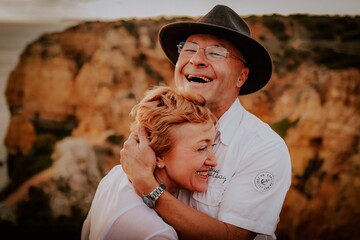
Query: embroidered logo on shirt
208,168,227,183
254,172,274,192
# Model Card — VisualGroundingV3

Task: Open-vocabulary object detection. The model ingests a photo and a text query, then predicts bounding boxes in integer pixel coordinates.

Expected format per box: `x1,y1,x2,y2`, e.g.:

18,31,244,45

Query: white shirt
81,165,178,240
178,99,292,239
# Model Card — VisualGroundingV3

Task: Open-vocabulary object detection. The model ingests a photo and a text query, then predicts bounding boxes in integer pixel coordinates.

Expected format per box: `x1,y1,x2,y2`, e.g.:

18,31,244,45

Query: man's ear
236,67,249,88
156,156,165,168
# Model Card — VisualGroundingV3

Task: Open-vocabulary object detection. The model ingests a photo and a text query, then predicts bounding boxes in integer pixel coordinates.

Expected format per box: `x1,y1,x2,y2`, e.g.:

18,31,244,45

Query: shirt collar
216,99,244,146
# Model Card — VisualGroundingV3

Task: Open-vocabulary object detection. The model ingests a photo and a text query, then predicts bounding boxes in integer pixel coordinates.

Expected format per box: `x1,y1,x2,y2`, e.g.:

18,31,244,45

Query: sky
0,0,359,22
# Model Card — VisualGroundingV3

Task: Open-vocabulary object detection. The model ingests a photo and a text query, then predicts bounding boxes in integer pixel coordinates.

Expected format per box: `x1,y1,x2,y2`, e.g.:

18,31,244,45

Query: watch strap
147,183,166,201
142,184,166,208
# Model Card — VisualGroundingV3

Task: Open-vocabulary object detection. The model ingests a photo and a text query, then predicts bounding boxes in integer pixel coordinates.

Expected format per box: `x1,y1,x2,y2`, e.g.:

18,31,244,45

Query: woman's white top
81,165,178,240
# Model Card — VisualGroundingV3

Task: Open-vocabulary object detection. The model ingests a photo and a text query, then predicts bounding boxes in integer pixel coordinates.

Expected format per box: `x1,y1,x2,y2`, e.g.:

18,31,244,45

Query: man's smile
186,74,213,83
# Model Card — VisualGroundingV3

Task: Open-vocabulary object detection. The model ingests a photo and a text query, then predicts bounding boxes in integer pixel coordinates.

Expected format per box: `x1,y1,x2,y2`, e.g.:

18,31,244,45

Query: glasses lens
182,42,198,53
206,46,228,59
177,42,185,53
177,42,239,62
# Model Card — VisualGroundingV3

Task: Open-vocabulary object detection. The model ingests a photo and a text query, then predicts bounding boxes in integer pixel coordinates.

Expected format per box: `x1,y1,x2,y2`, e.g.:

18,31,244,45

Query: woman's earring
156,156,165,168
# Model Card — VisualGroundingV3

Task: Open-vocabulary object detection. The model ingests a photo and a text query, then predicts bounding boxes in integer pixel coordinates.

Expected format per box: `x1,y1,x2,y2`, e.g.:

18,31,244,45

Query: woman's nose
205,151,217,167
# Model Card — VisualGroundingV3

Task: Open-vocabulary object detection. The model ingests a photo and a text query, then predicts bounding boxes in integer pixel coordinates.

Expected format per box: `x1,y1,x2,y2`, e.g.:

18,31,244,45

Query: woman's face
157,121,217,193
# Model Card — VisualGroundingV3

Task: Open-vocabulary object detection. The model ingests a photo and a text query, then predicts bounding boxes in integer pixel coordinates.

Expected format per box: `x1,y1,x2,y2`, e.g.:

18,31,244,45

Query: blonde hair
130,86,217,158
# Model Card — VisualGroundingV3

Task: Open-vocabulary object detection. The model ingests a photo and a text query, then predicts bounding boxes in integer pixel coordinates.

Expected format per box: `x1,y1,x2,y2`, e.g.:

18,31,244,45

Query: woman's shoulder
99,165,126,183
105,205,178,240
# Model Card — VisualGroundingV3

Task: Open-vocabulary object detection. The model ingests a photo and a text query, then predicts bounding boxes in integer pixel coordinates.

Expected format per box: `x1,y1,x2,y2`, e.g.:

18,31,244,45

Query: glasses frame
177,41,247,65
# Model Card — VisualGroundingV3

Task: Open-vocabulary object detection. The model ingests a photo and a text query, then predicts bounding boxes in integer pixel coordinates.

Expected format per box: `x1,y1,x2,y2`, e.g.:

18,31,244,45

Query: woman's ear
156,156,165,168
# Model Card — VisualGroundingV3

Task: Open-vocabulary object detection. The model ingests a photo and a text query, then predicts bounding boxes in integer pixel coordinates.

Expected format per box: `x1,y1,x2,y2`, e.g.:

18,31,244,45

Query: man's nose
189,48,209,66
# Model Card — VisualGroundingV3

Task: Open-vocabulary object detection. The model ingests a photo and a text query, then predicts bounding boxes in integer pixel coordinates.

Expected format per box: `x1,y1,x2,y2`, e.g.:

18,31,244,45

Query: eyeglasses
177,41,247,65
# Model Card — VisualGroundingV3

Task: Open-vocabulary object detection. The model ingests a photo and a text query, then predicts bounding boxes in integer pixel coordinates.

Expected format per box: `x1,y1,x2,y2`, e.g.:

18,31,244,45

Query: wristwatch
142,184,166,208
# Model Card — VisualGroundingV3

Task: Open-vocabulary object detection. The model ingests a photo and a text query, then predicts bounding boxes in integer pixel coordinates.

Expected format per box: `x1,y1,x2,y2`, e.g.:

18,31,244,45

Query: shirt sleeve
81,209,91,240
104,204,179,240
218,135,292,235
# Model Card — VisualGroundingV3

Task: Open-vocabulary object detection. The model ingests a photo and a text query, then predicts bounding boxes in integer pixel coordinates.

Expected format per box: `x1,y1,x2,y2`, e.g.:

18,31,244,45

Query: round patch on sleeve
253,172,274,192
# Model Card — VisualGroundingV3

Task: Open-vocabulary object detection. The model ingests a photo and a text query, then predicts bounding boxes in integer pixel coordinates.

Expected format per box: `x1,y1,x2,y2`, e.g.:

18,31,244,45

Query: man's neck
207,98,237,119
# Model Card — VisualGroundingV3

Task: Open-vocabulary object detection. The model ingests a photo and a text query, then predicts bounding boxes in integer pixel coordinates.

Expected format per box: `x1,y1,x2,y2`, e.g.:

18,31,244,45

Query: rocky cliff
1,15,360,239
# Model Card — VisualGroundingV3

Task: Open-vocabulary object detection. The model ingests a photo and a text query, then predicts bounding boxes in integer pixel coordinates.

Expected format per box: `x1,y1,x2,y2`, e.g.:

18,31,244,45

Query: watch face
142,196,155,208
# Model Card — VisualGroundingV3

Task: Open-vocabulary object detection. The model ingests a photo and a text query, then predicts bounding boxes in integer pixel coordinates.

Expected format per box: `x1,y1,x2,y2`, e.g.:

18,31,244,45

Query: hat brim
159,22,272,95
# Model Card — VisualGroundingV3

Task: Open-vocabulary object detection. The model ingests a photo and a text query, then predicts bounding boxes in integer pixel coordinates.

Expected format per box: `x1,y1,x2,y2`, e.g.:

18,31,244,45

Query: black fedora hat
159,5,272,95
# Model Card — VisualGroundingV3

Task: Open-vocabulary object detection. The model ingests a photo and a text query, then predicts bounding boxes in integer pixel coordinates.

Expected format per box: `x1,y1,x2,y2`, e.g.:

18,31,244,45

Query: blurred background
0,0,359,239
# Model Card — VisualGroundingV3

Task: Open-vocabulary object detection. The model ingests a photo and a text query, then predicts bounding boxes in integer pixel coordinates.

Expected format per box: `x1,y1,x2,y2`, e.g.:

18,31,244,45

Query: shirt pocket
190,185,225,218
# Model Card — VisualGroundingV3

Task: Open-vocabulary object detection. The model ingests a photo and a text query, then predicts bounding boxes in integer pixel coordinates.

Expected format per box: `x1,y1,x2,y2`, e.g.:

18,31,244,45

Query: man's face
174,34,249,117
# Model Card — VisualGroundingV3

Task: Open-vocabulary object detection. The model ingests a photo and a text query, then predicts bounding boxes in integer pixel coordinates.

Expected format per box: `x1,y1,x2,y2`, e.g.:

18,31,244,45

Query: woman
81,86,217,239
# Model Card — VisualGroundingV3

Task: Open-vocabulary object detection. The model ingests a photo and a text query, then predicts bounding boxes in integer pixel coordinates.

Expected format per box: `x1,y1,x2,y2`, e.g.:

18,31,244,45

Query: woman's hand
120,126,158,195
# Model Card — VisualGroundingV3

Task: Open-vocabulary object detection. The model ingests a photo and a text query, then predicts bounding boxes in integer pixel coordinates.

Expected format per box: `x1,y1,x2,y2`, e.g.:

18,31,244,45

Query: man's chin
186,85,208,97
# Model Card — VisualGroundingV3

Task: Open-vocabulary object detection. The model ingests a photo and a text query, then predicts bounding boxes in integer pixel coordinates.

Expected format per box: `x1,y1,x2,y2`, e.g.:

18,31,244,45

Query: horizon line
0,12,359,24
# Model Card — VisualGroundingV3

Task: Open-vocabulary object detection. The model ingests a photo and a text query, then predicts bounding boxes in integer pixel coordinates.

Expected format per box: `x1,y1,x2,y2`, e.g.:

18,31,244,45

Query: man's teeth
196,171,209,176
188,75,211,83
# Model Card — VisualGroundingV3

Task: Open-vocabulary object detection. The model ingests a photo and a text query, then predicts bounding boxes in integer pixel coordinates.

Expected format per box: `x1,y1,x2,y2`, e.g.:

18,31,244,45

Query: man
120,5,291,240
